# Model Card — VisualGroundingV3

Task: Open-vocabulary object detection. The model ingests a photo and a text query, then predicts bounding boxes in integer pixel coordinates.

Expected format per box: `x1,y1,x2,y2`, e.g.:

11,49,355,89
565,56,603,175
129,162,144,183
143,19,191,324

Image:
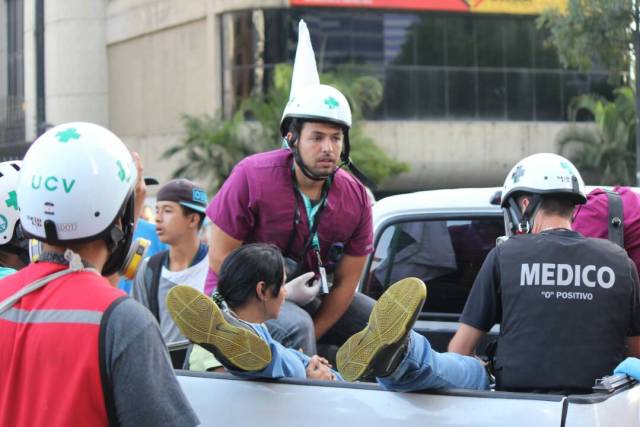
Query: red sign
289,0,469,12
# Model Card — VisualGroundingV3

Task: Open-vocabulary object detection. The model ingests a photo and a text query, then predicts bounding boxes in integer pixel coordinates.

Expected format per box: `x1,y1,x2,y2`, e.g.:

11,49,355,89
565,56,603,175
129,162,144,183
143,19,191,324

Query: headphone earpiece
119,237,150,279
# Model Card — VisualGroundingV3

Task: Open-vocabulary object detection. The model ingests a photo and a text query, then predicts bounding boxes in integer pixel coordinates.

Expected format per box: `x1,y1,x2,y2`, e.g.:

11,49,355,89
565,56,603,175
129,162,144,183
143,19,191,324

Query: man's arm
105,152,146,286
448,323,486,356
130,259,151,309
106,299,198,426
203,162,252,294
449,248,501,356
627,258,640,357
312,254,366,339
208,223,243,274
131,151,147,226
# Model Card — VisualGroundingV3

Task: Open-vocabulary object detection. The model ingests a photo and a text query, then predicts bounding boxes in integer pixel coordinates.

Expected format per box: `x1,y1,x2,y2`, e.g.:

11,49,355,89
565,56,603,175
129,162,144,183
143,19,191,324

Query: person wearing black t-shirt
449,153,640,393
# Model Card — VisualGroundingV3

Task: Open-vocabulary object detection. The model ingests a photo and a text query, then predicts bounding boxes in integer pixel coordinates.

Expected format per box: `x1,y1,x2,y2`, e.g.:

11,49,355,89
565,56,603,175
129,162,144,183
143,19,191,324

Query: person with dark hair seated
168,243,339,381
449,153,640,393
168,243,488,390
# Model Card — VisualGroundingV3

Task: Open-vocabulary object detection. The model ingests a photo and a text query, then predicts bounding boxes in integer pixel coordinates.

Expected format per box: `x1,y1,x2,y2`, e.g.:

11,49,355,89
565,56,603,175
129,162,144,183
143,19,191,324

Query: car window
362,217,504,316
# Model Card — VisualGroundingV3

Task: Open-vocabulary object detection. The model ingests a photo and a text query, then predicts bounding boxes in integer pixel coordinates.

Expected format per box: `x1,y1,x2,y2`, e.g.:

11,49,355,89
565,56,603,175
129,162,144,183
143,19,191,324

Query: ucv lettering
520,263,615,289
31,175,76,194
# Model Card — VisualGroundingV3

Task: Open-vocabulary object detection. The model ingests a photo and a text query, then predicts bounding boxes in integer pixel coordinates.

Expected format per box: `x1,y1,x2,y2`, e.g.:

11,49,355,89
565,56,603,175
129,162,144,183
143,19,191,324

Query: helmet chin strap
102,193,135,276
341,156,377,190
286,126,376,189
293,149,334,182
506,195,542,235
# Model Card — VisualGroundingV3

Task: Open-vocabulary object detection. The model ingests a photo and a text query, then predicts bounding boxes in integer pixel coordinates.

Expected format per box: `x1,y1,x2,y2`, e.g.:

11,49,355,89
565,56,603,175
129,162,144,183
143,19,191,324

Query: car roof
373,187,502,228
372,185,637,229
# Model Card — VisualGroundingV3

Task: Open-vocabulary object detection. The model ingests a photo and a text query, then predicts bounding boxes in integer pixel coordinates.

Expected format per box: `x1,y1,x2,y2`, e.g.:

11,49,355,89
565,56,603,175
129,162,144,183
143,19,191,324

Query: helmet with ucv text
18,122,137,275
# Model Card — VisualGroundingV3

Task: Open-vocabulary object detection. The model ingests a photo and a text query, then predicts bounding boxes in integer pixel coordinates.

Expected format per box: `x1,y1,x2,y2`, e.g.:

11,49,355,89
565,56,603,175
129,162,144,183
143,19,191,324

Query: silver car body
177,187,640,426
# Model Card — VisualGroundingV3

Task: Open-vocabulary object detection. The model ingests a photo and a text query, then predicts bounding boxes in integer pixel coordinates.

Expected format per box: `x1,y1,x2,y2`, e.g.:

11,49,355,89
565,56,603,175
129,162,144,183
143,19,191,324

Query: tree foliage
538,0,638,184
557,87,636,184
165,64,408,193
537,0,634,82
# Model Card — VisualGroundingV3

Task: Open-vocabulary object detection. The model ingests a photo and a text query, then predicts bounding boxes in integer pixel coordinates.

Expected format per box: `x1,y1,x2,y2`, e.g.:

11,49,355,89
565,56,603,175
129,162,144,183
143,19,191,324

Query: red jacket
0,262,125,426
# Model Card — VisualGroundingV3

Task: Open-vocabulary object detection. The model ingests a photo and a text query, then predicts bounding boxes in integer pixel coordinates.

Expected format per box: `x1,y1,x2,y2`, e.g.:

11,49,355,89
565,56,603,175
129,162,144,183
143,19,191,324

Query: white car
175,187,640,427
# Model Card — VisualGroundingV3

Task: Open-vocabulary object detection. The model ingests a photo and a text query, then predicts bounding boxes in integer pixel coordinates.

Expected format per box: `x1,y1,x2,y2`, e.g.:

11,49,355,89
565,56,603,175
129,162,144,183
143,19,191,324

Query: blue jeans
377,331,489,391
265,292,374,356
234,326,486,391
229,323,342,380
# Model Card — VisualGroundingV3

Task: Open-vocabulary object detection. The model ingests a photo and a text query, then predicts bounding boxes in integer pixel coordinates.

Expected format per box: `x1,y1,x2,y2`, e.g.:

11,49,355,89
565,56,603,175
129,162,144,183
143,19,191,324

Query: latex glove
284,272,319,306
614,357,640,380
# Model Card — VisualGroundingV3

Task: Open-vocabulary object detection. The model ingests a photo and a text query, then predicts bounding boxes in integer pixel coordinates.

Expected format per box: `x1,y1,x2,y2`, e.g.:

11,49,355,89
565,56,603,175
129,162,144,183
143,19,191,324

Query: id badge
318,266,329,295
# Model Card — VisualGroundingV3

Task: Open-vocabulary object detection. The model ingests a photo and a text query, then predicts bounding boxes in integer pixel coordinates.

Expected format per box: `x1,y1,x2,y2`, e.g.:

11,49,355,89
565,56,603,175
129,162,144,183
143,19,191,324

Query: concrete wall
23,0,36,141
45,0,108,127
0,2,6,101
366,120,571,191
104,0,288,187
107,19,209,182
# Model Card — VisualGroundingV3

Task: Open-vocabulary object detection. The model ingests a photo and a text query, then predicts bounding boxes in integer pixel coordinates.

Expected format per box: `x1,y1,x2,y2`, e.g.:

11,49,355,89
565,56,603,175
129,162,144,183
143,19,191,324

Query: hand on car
614,357,640,381
306,355,336,381
284,272,320,306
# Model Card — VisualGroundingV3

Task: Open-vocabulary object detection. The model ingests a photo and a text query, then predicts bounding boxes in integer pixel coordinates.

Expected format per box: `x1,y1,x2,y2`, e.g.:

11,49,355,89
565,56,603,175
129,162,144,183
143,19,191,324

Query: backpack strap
605,190,624,248
146,250,168,322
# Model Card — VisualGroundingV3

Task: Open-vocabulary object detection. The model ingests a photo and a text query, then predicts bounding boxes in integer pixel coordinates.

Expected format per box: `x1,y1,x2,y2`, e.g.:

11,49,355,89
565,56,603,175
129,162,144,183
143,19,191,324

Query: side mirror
490,190,502,206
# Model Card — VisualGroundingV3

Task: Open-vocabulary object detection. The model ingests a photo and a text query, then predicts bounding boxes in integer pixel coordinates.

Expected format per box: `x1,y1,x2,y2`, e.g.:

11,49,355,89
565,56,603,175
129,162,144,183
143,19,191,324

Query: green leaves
165,64,408,193
162,112,266,193
539,1,637,184
537,0,633,83
558,86,636,185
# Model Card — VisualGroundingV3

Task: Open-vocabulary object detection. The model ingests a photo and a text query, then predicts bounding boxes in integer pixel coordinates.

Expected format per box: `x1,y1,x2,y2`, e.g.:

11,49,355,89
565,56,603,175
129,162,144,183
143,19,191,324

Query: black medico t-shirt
461,229,640,392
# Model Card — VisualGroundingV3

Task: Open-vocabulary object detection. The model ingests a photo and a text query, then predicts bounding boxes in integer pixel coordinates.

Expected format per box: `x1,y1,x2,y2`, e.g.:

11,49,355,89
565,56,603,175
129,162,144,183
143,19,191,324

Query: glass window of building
220,7,616,122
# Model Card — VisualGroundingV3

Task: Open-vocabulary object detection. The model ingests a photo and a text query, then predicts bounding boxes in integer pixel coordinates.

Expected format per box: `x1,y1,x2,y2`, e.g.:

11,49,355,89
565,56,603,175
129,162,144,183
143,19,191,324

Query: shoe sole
336,277,427,382
166,285,272,372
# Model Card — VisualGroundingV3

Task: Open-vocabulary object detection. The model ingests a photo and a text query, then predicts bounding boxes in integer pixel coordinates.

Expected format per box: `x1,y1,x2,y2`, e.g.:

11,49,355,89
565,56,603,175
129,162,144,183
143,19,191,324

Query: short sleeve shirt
204,149,373,294
572,186,640,273
461,229,640,391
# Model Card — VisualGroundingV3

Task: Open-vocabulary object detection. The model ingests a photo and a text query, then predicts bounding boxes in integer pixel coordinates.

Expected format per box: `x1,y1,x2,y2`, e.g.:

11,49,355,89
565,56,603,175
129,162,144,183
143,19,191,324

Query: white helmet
0,161,22,245
501,153,586,234
279,84,377,187
280,84,352,136
502,153,586,206
18,122,137,275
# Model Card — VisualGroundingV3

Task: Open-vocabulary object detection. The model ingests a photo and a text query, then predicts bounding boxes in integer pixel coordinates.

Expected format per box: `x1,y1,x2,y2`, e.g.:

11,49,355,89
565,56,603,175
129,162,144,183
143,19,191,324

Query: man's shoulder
104,297,157,337
228,149,293,191
44,264,126,300
580,234,630,257
238,149,292,170
504,230,629,260
332,169,368,200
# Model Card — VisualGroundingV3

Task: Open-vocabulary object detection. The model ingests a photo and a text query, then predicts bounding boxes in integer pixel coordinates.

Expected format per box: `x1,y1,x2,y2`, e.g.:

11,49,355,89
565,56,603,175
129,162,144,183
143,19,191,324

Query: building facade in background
0,0,615,192
0,0,26,157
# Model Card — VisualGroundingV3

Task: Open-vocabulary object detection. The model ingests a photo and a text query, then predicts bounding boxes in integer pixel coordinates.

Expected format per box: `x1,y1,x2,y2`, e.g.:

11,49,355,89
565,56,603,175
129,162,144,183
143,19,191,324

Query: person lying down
167,243,488,391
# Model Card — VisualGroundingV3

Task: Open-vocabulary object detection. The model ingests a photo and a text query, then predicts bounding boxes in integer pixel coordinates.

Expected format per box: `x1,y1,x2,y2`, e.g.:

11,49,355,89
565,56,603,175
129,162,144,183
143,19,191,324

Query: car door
361,212,503,354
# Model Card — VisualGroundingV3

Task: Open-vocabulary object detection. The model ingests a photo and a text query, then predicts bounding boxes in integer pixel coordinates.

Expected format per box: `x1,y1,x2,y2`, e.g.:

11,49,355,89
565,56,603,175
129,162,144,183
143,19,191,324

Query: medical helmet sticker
55,128,81,143
5,191,18,211
324,97,339,109
511,165,525,183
